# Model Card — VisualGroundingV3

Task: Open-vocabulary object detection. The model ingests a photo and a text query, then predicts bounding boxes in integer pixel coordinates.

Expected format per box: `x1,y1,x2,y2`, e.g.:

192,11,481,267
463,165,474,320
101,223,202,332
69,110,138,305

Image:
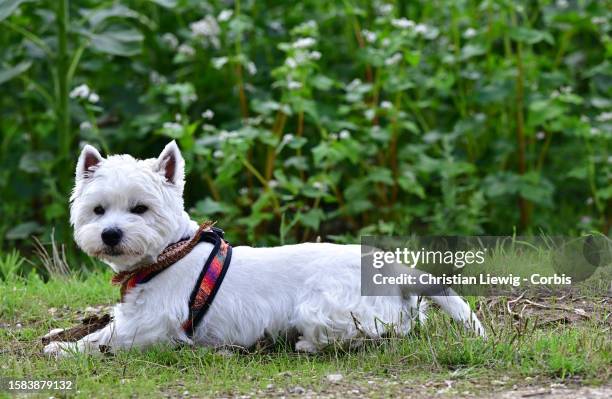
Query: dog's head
70,141,186,272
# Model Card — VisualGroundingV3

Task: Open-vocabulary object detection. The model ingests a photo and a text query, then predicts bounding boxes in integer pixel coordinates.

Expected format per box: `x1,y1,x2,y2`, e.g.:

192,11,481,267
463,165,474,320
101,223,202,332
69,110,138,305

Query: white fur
44,142,485,357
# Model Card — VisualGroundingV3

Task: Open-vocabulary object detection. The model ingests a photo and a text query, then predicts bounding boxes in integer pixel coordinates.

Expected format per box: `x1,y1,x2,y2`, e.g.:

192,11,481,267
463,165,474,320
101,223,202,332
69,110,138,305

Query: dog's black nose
101,228,123,247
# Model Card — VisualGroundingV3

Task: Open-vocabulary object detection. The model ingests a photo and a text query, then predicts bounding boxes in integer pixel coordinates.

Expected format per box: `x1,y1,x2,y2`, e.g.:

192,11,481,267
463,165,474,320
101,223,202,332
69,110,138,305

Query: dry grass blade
27,229,71,277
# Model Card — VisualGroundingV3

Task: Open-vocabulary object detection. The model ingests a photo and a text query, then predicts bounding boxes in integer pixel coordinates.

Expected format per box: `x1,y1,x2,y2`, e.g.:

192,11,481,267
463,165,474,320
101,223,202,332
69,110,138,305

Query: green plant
0,0,609,270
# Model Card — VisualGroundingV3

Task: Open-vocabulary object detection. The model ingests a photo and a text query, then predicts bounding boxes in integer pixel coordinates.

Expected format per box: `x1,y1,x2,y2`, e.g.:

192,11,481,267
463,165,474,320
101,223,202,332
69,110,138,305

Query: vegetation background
0,2,610,396
0,0,610,271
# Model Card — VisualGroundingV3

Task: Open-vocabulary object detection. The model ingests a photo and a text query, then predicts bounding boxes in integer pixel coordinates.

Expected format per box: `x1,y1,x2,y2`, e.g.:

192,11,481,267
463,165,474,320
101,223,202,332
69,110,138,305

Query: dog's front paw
43,341,78,358
295,338,318,353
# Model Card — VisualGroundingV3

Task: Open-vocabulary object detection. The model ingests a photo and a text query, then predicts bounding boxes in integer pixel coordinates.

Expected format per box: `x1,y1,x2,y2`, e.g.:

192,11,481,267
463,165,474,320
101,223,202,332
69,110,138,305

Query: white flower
381,38,390,47
268,20,283,32
190,16,220,37
463,70,481,80
287,80,302,90
212,56,228,69
556,0,569,9
163,122,183,136
69,84,90,99
590,127,601,136
190,16,220,48
309,51,322,60
596,112,612,122
391,18,415,29
592,16,606,25
303,20,317,29
246,116,263,125
463,28,477,39
380,101,392,109
88,92,99,103
201,109,214,120
79,121,92,131
364,109,376,120
415,24,428,34
385,52,402,66
586,197,594,205
218,9,233,22
378,4,393,15
213,149,224,159
293,37,316,49
239,187,249,196
178,44,195,57
536,131,546,140
161,33,179,49
175,113,182,121
339,129,351,139
329,133,338,140
312,181,326,191
268,179,279,188
220,130,239,140
346,79,362,91
362,29,377,43
163,122,181,129
149,71,166,84
285,57,298,68
580,216,592,224
282,133,294,143
246,61,257,75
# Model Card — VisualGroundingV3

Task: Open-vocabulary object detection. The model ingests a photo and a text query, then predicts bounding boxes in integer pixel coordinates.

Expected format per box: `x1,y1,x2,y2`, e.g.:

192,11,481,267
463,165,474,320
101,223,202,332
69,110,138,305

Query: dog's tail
393,265,487,338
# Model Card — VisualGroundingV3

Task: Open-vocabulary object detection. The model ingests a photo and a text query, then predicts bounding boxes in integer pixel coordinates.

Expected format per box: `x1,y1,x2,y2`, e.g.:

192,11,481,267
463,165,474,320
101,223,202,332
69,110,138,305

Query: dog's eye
94,206,105,215
131,205,148,214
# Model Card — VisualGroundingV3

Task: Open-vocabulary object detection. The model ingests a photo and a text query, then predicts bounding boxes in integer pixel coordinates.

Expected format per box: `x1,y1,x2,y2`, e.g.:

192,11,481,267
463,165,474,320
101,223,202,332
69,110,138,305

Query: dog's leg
43,319,166,357
294,337,318,353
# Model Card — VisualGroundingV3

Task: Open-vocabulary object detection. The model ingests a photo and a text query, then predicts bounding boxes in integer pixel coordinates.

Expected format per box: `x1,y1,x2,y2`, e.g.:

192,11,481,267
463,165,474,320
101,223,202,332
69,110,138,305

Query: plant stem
1,21,53,57
512,12,530,231
233,0,248,120
265,111,287,180
56,0,70,167
390,91,402,203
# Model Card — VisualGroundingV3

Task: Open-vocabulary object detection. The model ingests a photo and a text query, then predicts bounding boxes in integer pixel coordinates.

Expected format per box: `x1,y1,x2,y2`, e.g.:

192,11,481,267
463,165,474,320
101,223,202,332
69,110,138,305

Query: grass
0,251,611,398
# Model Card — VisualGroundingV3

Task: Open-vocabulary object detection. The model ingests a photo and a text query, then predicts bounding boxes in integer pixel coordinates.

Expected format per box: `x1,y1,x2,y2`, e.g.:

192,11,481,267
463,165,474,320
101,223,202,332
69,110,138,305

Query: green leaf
397,170,425,199
0,61,31,85
299,208,325,230
528,99,564,126
18,150,53,173
195,198,231,215
510,27,554,45
368,167,394,185
0,0,30,22
311,74,334,91
403,50,421,66
597,185,612,201
83,5,141,28
518,173,554,207
460,44,486,60
149,0,177,8
82,27,143,57
5,221,42,240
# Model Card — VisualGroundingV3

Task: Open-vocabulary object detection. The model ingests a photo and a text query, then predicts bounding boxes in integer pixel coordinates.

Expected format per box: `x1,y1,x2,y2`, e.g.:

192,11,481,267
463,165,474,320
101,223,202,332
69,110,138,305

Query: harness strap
181,227,232,338
112,223,232,338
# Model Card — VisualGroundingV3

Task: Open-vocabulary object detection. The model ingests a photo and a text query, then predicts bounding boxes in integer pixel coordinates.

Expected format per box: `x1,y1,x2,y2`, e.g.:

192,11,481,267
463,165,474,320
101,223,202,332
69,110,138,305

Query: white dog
44,141,485,357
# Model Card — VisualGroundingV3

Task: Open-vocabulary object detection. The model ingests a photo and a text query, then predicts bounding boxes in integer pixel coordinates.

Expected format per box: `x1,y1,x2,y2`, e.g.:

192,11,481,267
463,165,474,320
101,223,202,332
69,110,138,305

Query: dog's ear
154,140,184,185
76,144,103,180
